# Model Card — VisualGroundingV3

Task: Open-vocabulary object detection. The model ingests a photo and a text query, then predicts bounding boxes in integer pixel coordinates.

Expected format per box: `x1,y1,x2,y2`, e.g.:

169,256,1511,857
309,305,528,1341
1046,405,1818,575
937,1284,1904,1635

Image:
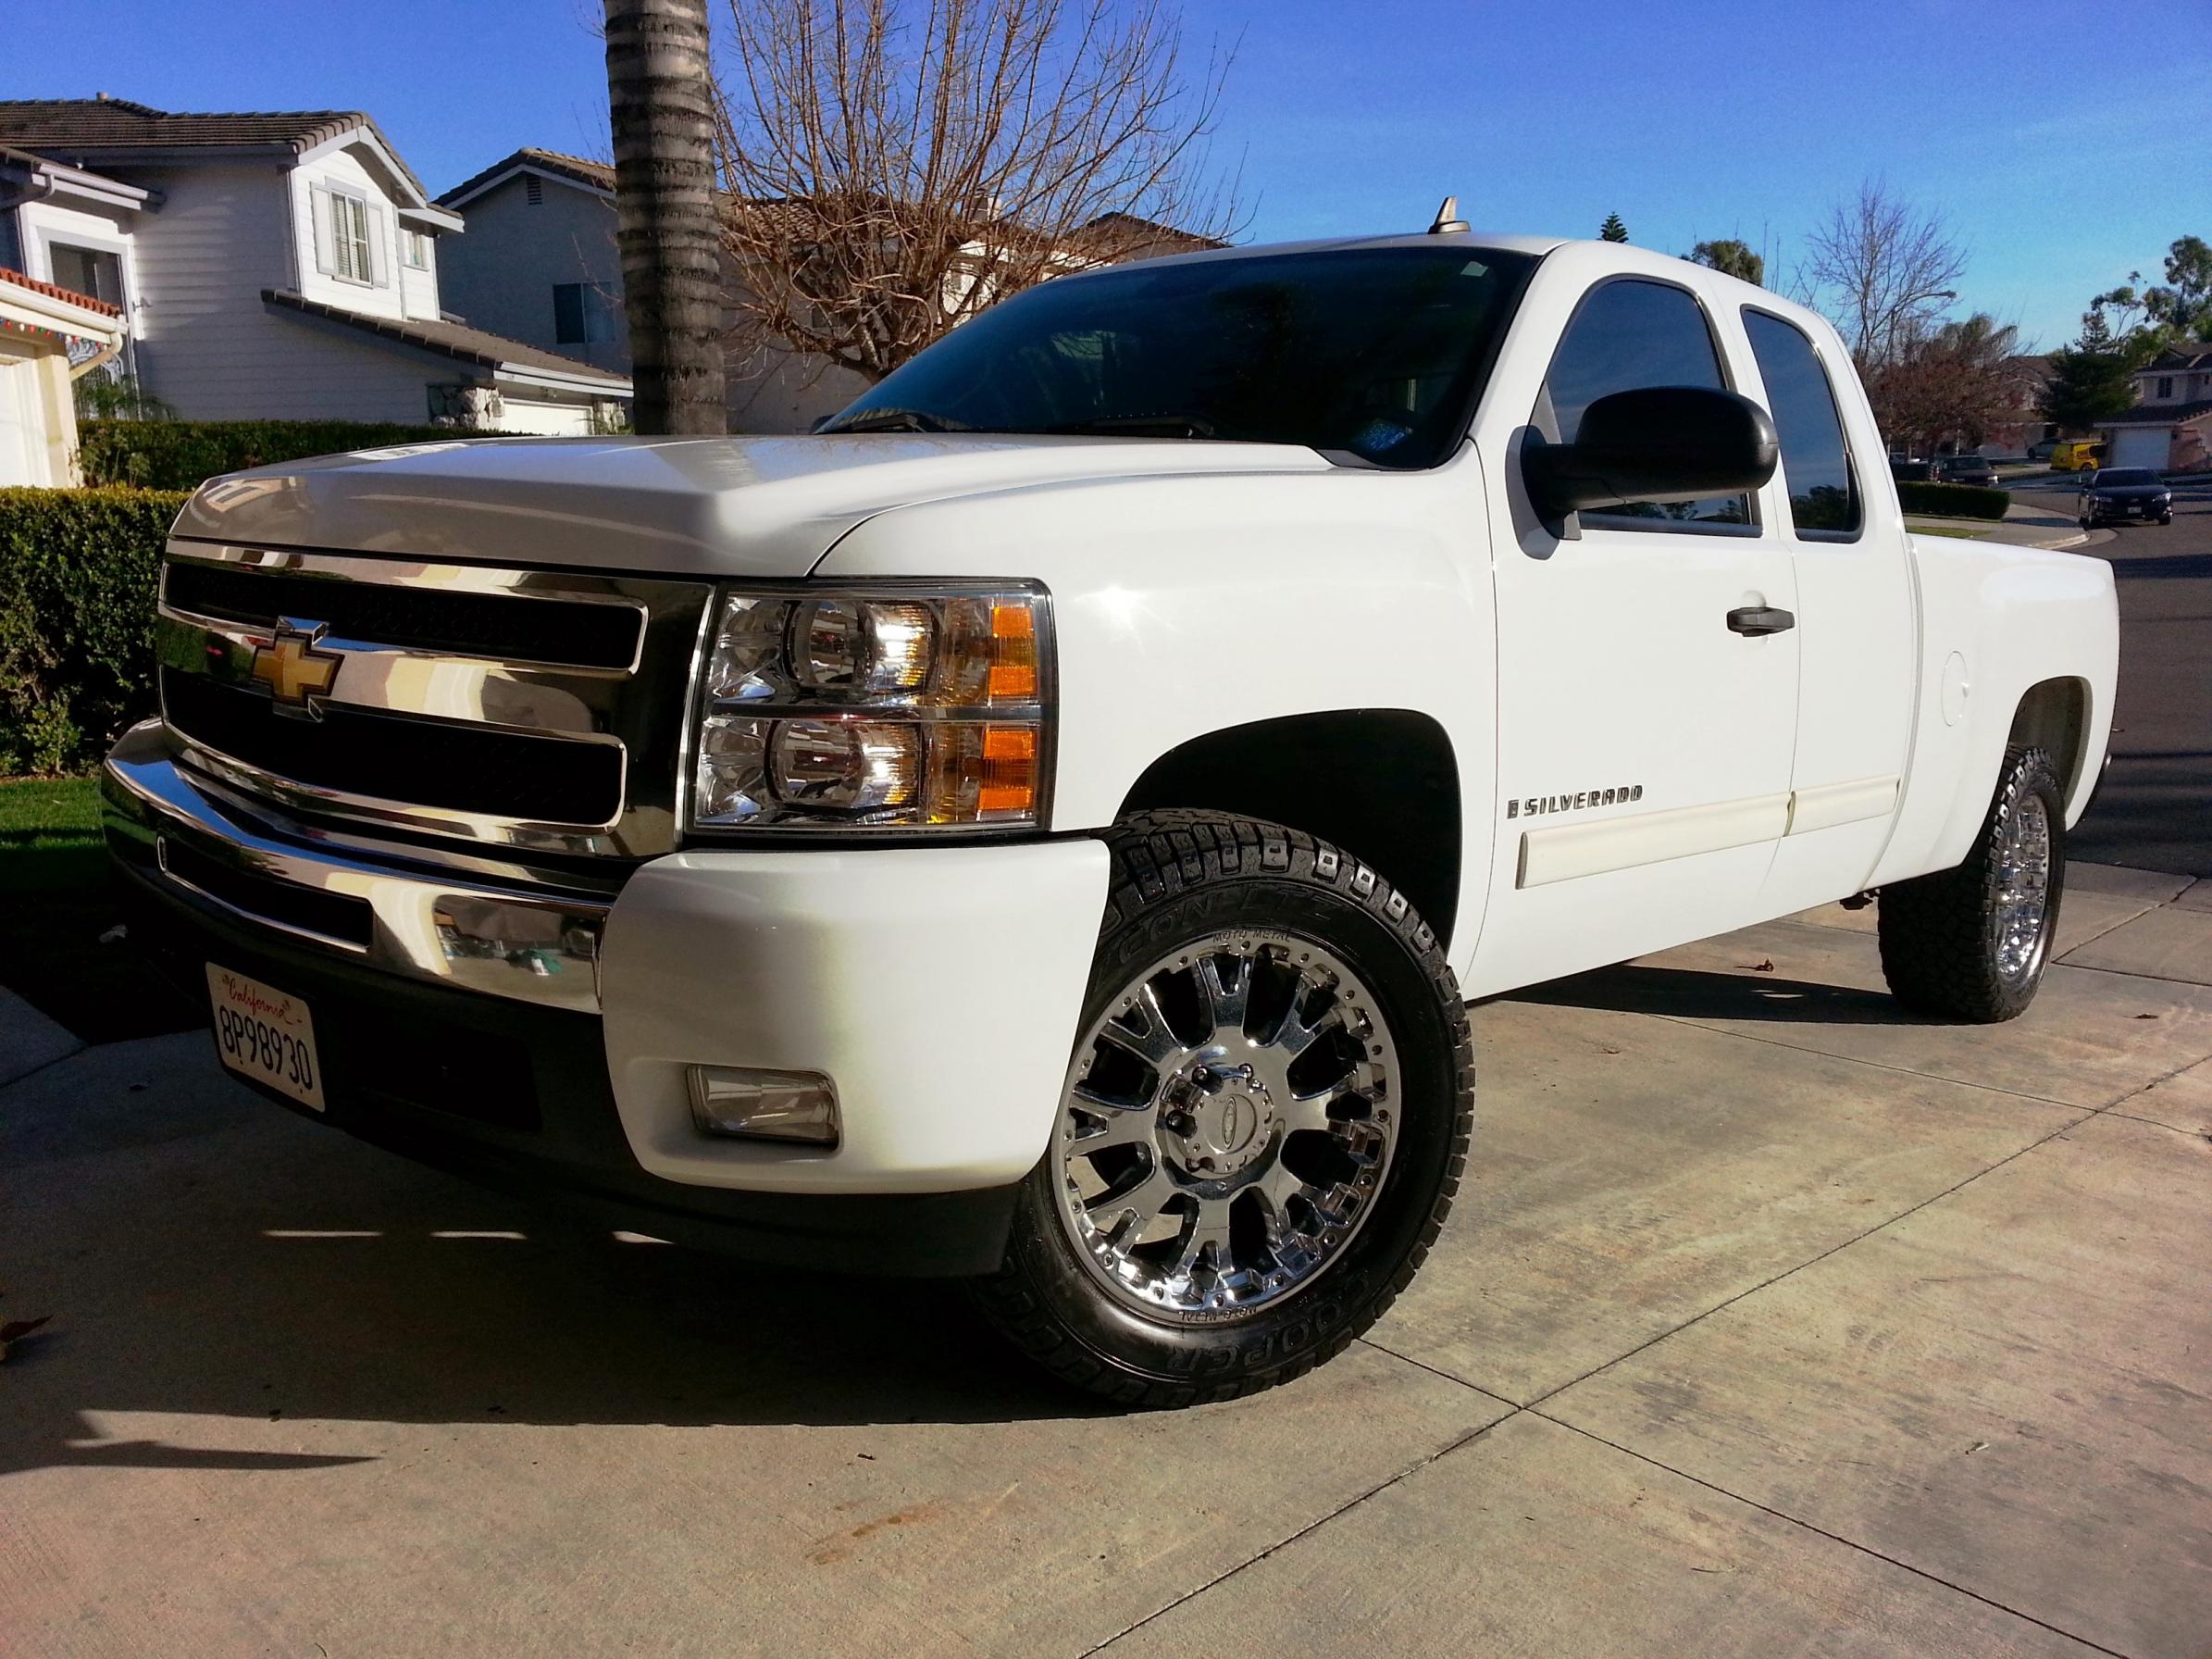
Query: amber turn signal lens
977,724,1038,816
988,603,1038,703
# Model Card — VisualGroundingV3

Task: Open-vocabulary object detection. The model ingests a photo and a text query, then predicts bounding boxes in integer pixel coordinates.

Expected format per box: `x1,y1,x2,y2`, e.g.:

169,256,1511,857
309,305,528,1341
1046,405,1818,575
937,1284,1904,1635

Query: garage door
2108,426,2169,469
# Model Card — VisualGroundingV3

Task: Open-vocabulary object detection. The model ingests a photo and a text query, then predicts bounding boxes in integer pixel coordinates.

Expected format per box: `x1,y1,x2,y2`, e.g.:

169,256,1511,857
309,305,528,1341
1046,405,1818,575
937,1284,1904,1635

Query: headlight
689,584,1050,830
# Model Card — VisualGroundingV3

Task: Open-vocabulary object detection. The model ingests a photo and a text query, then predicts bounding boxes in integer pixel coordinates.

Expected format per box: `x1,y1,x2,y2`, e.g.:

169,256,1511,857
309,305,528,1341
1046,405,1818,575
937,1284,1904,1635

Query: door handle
1727,605,1796,636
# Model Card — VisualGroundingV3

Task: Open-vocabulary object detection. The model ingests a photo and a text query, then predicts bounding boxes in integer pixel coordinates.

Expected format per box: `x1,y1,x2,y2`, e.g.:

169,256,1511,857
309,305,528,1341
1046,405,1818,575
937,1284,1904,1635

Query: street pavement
4,864,2207,1657
2028,480,2212,878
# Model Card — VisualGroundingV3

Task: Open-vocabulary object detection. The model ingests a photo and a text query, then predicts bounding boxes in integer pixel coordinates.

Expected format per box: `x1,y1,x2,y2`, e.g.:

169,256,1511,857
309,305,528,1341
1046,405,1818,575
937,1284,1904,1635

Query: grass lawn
1909,523,1990,539
0,777,195,1044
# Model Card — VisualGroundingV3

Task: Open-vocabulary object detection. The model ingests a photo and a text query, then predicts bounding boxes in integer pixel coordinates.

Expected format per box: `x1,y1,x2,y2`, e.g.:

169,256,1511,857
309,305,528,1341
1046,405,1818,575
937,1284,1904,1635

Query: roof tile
262,289,629,389
0,264,124,318
2099,398,2212,427
0,98,426,199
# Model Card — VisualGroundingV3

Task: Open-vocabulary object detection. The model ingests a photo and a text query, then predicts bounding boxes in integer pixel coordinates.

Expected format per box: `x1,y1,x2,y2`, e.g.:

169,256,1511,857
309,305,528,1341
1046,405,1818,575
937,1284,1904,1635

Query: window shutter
367,206,390,287
310,182,335,275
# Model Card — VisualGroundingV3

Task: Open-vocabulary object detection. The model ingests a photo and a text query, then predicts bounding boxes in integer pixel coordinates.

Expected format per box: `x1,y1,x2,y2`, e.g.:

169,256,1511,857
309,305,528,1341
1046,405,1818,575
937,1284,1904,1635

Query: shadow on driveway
1509,961,1937,1027
1,1045,1116,1478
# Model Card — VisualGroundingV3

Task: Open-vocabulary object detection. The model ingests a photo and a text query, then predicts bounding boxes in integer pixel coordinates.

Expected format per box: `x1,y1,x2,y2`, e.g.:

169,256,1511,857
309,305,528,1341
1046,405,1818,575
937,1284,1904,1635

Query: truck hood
170,432,1336,577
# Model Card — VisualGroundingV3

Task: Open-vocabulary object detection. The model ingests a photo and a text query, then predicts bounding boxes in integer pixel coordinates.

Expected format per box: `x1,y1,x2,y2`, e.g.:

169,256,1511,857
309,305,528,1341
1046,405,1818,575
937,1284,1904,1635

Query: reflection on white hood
172,433,1334,578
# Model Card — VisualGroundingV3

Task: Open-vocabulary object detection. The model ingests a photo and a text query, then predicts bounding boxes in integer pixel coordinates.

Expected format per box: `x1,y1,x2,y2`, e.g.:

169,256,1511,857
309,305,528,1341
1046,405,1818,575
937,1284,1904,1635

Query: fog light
686,1066,839,1145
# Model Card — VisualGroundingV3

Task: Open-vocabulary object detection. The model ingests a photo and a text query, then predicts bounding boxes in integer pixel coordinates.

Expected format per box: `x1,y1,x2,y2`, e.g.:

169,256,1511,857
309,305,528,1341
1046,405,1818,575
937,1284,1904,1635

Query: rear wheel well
1116,710,1462,950
2007,679,2090,804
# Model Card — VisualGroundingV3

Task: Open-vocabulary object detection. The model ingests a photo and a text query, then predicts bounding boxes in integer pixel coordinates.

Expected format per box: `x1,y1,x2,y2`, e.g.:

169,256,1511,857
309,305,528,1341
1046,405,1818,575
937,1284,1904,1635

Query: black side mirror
1523,386,1779,521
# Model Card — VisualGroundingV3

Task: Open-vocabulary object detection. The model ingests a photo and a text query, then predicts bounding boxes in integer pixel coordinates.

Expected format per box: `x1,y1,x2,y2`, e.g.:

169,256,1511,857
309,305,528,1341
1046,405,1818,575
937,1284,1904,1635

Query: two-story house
2098,345,2212,473
0,99,630,434
436,146,1221,433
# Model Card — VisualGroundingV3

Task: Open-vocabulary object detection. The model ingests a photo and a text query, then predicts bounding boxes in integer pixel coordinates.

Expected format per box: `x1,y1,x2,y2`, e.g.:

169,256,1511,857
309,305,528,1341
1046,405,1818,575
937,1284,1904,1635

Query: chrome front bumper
102,722,613,1015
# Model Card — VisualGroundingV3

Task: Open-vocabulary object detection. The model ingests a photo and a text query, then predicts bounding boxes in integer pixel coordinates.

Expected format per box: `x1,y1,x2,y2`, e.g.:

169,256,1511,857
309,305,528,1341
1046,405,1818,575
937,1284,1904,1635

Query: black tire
1877,746,2066,1022
972,809,1473,1407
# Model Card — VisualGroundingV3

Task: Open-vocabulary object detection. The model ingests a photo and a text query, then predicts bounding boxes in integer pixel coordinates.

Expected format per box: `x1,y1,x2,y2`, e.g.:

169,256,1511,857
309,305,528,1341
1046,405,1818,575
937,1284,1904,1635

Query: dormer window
2157,375,2174,399
331,192,372,283
311,181,387,287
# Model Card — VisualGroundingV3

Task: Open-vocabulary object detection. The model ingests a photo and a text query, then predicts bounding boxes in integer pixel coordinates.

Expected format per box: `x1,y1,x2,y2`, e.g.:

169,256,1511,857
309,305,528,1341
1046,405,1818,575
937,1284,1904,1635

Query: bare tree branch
712,0,1242,384
1804,180,1968,368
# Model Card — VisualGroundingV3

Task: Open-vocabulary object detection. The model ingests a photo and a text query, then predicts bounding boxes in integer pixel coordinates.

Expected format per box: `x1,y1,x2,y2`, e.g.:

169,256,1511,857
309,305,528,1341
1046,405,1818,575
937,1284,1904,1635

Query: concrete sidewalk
2,865,2206,1657
1905,501,2105,552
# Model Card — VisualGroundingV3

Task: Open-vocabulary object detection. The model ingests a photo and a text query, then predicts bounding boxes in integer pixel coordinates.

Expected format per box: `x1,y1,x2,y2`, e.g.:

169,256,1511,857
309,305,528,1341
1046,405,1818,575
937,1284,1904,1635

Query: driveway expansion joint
1526,1412,2136,1659
1075,1412,1514,1658
1512,1104,2101,1417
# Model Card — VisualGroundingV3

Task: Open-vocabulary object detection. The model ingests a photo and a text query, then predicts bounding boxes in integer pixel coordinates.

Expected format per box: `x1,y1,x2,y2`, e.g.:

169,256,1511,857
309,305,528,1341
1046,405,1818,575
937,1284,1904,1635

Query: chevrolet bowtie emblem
249,619,342,715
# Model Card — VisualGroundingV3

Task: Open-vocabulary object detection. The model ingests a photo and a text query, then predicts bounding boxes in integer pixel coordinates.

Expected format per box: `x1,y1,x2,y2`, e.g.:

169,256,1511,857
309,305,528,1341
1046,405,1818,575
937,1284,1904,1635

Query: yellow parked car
2051,439,2106,472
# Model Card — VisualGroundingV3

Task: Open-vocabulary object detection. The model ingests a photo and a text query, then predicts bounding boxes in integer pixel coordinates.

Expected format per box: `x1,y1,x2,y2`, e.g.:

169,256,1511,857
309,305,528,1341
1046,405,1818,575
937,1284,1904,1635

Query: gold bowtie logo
249,620,342,714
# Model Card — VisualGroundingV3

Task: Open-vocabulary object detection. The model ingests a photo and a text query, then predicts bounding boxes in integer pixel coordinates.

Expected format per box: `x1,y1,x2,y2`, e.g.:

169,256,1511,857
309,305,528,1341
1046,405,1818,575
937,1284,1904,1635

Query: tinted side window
1744,310,1861,539
1541,280,1750,530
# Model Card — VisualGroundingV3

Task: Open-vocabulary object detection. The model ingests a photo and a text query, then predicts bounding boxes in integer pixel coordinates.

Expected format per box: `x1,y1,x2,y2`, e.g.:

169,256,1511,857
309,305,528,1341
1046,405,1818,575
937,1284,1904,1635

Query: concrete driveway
3,867,2207,1657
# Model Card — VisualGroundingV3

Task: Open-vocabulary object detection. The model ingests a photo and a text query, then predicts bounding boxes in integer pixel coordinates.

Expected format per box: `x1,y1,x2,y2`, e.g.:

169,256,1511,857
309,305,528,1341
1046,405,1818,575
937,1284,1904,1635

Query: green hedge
1896,480,2010,520
77,419,491,491
1,487,188,774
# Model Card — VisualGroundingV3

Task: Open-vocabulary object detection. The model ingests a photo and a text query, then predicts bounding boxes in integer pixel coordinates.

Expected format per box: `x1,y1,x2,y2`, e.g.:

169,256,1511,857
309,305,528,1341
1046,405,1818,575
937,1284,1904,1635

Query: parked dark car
2079,467,2174,528
1890,456,1938,482
2027,437,2063,463
1936,455,1999,488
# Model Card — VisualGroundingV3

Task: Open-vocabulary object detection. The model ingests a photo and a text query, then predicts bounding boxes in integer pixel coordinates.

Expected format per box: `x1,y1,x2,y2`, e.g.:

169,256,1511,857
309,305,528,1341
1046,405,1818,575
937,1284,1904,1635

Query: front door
1465,275,1800,995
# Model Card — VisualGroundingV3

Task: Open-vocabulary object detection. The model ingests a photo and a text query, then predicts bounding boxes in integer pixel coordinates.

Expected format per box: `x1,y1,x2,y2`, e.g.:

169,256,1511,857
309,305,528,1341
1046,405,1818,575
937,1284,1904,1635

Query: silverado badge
249,618,342,716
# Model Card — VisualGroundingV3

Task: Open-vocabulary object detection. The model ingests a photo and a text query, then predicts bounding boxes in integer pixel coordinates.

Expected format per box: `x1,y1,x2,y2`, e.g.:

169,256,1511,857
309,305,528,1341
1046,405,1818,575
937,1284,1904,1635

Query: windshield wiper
820,408,975,434
1043,413,1218,439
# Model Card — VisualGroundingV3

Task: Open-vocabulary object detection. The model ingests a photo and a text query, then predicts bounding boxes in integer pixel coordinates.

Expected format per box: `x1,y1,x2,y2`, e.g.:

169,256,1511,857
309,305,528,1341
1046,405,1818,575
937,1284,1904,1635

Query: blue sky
9,0,2204,350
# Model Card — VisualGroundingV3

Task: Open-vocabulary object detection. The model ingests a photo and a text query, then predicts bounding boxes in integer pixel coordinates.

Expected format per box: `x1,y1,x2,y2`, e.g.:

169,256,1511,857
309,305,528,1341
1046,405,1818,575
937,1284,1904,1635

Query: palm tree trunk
604,0,726,435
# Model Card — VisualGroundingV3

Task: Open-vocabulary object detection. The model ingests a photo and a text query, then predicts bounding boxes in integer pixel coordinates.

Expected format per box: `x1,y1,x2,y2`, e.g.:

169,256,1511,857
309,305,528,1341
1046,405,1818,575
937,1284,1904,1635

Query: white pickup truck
104,224,2119,1405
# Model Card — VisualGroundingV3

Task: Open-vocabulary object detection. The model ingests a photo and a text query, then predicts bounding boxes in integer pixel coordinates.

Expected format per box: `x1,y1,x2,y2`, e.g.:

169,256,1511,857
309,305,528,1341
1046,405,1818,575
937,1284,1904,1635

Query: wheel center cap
1169,1065,1276,1178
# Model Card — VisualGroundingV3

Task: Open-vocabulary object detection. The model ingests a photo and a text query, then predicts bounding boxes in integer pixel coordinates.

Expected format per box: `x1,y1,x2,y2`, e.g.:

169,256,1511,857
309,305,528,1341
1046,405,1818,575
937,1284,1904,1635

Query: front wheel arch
1116,710,1463,953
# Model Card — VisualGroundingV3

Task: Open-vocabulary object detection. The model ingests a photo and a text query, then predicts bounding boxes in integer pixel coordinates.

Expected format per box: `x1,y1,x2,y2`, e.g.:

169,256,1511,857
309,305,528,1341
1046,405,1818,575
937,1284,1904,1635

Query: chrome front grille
155,543,715,857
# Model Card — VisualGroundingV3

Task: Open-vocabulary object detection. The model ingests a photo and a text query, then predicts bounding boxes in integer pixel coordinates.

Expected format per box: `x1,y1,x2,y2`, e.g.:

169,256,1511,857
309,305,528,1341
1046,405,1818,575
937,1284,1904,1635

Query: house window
404,230,430,270
2156,376,2174,399
48,242,125,308
553,282,616,344
330,191,373,283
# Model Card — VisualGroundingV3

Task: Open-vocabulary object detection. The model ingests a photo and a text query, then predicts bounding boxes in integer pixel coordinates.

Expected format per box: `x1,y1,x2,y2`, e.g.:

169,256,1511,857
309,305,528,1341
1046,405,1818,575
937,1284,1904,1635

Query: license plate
206,964,326,1111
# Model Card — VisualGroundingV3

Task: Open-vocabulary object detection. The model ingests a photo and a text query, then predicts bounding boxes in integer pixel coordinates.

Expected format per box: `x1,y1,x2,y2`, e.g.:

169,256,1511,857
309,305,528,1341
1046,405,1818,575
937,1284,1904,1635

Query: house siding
437,176,628,374
120,161,437,420
442,170,879,430
728,341,869,433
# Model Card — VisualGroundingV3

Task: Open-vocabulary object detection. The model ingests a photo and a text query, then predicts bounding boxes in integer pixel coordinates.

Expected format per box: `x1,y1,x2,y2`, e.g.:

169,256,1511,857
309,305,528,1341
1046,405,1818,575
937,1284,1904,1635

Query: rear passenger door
1472,276,1802,993
1738,307,1915,914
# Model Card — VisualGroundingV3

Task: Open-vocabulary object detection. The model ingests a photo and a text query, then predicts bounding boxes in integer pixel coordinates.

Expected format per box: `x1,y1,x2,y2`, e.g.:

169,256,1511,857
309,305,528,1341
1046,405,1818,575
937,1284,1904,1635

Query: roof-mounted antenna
1428,194,1470,235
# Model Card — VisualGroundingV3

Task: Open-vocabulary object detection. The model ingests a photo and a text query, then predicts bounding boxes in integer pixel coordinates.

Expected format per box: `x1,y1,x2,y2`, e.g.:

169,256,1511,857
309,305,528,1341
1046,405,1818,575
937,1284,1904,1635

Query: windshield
821,245,1536,469
2093,468,2158,486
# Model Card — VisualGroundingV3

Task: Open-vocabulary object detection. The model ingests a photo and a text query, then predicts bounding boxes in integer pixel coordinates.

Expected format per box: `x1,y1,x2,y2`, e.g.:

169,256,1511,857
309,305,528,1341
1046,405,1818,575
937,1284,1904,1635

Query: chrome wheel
1052,931,1399,1320
1994,789,2053,981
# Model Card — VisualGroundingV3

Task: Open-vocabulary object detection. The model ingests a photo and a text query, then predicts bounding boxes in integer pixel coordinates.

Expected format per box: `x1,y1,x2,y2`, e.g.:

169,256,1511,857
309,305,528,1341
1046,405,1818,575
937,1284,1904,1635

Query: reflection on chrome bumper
103,723,610,1013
